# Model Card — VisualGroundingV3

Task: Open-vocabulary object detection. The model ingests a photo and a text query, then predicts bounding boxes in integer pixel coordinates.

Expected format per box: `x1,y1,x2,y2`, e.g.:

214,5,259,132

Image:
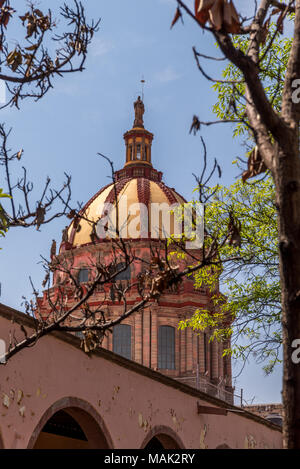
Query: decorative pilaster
126,142,129,163
151,308,158,370
186,327,193,372
211,336,219,381
179,323,186,374
134,311,143,364
133,136,136,161
218,341,224,381
143,308,151,367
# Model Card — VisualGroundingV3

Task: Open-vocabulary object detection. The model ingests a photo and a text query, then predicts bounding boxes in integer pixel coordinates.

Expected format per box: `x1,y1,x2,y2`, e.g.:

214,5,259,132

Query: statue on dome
133,96,144,128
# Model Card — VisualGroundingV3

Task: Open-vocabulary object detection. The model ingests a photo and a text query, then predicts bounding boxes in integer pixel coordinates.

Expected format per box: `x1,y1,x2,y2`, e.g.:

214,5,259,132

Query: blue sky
0,0,281,404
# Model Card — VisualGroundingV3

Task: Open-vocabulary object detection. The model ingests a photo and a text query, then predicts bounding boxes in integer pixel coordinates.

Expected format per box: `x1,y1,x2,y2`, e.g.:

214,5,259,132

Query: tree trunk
275,138,300,449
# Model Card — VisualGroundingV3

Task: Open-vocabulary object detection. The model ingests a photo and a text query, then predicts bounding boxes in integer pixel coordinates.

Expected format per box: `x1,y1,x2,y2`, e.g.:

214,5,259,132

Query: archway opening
144,433,181,450
32,406,111,449
144,436,165,450
34,410,88,449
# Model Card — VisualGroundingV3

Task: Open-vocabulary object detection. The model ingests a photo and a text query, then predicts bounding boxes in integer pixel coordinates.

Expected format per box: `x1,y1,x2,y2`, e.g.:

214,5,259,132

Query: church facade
38,98,233,403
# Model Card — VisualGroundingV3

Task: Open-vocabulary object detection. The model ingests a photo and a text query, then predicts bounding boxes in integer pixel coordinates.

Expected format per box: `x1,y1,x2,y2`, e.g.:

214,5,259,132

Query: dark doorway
32,405,111,449
144,436,165,450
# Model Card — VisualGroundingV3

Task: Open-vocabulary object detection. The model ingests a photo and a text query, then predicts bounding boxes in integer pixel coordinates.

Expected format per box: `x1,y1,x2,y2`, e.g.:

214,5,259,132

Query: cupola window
136,144,141,160
143,146,147,161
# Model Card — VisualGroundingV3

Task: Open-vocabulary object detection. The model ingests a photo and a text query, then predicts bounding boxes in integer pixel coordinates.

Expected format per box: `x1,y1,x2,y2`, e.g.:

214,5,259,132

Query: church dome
67,173,186,247
64,97,186,249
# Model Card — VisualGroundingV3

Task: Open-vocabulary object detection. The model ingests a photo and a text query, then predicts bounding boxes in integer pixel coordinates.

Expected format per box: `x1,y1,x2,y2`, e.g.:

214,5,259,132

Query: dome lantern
123,96,154,168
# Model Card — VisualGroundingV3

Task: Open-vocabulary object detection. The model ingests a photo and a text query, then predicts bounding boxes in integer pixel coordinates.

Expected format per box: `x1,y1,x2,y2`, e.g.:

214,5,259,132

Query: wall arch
216,443,231,449
27,397,114,449
141,425,185,449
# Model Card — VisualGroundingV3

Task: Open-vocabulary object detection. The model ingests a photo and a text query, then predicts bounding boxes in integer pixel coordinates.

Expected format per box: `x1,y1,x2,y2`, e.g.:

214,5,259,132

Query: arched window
136,144,141,160
158,326,175,370
113,324,132,360
78,268,89,283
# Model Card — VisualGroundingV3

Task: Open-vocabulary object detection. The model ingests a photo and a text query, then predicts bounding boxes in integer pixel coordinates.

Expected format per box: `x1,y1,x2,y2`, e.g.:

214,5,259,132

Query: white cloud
155,66,181,83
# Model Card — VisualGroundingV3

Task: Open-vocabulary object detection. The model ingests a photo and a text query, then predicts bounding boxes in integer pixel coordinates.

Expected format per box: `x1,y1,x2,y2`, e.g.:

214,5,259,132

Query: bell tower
123,96,154,167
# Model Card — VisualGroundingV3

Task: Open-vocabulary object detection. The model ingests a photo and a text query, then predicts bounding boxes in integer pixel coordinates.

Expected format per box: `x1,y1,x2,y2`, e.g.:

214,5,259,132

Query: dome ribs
137,177,150,206
170,187,187,204
157,182,178,205
105,178,131,205
69,182,113,246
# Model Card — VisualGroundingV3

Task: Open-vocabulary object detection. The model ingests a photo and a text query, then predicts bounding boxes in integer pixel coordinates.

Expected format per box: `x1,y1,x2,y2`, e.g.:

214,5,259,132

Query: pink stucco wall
0,308,282,449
